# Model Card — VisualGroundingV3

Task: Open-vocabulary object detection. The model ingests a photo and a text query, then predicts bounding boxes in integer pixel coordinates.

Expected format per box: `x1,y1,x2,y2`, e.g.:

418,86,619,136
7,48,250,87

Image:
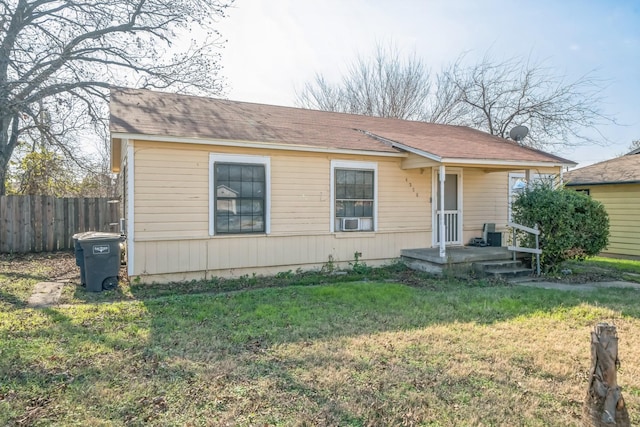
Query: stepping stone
27,282,65,308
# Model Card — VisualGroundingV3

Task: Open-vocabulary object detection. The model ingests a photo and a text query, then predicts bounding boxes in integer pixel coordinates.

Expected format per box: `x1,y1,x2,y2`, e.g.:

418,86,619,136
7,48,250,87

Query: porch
401,246,531,277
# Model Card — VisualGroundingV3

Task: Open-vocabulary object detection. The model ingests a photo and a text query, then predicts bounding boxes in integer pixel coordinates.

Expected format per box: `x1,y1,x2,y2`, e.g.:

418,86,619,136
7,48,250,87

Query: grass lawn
562,256,640,283
1,253,640,426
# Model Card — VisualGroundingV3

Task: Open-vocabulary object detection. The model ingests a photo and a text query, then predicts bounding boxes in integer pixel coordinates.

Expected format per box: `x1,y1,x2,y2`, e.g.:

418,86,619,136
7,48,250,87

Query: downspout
439,165,446,258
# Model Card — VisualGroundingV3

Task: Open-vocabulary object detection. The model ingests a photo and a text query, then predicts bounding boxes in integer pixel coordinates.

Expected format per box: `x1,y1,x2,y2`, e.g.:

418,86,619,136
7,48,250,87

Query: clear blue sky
217,0,640,167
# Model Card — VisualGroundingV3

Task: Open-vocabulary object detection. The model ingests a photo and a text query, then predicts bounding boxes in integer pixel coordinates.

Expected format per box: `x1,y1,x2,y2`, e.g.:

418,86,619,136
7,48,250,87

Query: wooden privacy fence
0,196,121,253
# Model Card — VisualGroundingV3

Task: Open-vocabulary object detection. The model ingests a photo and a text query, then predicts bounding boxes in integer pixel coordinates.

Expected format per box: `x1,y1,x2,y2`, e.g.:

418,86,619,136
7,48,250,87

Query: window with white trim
331,160,377,232
209,154,270,235
508,172,556,221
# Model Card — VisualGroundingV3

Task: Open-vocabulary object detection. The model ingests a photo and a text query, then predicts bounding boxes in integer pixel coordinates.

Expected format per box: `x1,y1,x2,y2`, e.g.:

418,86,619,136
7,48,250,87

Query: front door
433,169,462,245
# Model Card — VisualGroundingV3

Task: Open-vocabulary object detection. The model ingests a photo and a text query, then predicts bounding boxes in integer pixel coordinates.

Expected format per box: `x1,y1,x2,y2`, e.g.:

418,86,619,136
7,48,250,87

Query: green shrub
512,184,609,271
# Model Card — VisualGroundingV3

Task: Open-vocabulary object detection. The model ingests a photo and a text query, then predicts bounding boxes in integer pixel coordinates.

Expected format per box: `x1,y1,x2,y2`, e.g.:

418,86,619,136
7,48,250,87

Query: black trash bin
78,232,123,292
72,232,93,286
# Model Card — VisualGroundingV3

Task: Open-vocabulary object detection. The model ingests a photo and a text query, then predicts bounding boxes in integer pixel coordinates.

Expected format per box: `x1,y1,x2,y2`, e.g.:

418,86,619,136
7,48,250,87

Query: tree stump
583,323,630,426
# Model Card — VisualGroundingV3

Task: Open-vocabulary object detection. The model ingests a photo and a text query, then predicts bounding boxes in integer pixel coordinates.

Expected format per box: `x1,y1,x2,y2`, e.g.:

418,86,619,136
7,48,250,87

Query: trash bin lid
72,231,94,240
78,232,122,242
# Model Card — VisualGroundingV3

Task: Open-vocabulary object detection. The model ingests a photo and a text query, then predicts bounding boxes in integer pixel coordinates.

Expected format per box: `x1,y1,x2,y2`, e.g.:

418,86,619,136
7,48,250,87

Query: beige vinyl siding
128,138,562,279
130,140,433,278
458,168,509,244
270,153,330,234
574,184,640,257
134,231,429,281
133,143,210,240
132,141,431,239
379,162,431,231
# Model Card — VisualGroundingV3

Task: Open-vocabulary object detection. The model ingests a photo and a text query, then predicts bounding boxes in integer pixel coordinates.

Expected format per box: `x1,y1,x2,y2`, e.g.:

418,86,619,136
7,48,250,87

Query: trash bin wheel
102,276,119,290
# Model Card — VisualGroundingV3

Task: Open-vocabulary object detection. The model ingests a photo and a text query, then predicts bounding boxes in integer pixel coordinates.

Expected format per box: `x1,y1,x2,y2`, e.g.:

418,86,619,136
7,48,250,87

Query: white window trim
508,172,555,221
330,159,378,233
209,153,271,236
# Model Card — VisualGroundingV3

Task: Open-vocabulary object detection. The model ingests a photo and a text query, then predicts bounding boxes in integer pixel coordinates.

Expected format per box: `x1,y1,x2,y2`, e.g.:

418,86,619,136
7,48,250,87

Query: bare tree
298,46,612,151
0,0,232,195
436,54,612,150
627,139,640,153
296,43,432,120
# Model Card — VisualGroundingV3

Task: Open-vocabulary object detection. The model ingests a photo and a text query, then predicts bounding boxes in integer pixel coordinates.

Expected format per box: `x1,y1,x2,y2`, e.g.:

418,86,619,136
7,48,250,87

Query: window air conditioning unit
340,217,361,231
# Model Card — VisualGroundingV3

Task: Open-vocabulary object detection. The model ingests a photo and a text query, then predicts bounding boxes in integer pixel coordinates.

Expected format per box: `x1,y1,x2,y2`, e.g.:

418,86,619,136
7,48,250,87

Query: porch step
473,260,523,271
473,260,533,279
484,267,533,279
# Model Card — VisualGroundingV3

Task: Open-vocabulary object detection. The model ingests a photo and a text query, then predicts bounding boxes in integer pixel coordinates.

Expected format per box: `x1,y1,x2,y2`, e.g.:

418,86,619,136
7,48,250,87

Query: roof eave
440,157,574,168
110,132,407,158
565,180,640,186
358,131,443,162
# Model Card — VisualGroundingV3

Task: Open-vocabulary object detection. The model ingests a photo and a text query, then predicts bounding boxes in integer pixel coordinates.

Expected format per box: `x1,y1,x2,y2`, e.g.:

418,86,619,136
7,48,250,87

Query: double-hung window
331,160,377,232
209,154,270,235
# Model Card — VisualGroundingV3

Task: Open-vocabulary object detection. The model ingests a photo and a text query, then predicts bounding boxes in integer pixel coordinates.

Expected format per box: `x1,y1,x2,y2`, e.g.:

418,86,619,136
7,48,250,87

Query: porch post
439,165,446,258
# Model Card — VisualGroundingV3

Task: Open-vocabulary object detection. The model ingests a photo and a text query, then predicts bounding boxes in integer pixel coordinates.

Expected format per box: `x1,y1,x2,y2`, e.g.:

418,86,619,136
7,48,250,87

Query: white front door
433,169,463,245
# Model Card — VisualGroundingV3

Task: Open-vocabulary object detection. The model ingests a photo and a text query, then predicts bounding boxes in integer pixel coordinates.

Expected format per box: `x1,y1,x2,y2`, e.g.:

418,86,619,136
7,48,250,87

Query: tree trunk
583,323,630,426
0,113,21,196
0,152,7,196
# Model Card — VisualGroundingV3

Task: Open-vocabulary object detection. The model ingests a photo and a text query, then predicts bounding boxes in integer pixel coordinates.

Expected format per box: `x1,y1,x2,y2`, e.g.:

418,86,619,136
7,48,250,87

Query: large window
331,160,377,232
209,154,270,235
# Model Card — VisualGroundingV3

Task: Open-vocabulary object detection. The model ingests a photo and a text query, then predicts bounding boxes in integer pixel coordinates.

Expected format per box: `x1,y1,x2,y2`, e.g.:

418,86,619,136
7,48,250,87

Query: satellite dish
509,125,529,142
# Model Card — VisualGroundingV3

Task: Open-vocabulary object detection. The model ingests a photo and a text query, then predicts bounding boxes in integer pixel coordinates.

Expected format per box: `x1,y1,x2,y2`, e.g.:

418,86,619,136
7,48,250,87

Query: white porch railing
436,211,459,244
507,222,542,275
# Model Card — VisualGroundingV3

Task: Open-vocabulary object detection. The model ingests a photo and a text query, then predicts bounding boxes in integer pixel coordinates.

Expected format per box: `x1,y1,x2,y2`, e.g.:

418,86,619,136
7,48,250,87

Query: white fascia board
111,133,406,158
441,157,574,168
390,142,442,162
361,134,442,163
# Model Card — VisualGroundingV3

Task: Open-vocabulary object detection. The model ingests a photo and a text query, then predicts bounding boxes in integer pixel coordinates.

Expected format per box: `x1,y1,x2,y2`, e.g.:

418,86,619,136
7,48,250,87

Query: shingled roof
565,151,640,186
110,87,575,166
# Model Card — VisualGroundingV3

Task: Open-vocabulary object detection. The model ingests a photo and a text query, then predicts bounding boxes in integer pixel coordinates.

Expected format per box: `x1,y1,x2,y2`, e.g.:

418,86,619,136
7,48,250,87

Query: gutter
565,180,640,187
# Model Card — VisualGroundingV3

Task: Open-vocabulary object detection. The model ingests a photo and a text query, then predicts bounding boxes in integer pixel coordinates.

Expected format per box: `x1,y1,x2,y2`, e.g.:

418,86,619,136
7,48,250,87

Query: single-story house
564,149,640,258
109,87,575,283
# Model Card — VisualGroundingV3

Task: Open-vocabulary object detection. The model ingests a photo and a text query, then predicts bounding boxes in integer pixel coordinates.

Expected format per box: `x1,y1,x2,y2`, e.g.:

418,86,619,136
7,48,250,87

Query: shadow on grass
139,279,640,360
64,264,640,352
3,265,640,425
0,271,51,282
0,289,28,308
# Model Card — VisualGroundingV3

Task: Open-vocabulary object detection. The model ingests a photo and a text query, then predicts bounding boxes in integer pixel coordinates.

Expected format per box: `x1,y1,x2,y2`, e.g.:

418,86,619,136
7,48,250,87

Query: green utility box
78,232,123,292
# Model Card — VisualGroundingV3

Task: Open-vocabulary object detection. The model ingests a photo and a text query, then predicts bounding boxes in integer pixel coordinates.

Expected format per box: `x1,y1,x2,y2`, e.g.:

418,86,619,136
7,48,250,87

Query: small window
508,172,557,221
331,160,377,232
209,154,270,235
575,188,590,196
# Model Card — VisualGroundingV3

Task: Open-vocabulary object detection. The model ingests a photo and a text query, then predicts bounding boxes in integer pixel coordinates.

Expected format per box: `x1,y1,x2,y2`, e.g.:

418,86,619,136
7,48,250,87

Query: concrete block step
473,260,524,271
483,267,533,279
